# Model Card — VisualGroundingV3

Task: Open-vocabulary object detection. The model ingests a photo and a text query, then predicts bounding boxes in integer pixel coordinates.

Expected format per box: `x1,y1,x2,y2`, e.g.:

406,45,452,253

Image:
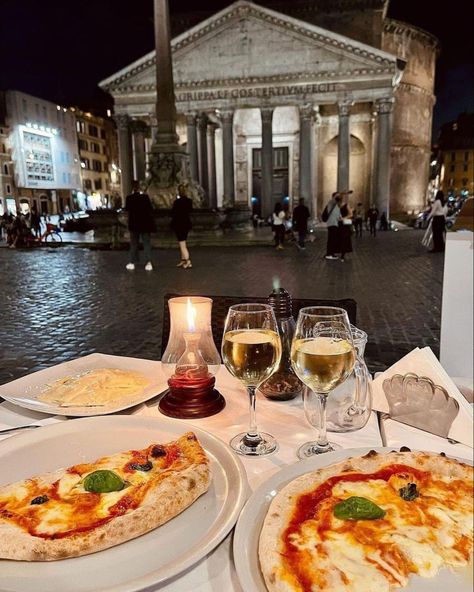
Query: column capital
130,119,148,134
260,107,274,123
206,121,218,136
338,100,353,117
197,113,208,130
218,109,234,124
113,114,130,130
299,103,315,121
375,98,394,114
185,111,198,125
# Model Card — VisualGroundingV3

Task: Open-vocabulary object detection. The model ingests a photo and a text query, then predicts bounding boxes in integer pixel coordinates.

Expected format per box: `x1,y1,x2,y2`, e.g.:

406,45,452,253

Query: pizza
0,432,210,561
259,449,473,591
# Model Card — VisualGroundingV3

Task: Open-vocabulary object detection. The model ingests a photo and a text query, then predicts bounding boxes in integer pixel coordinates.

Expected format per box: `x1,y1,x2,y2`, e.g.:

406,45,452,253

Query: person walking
339,194,353,262
292,197,310,250
124,180,156,271
171,184,193,269
367,204,379,237
30,205,41,238
428,190,447,252
273,202,286,250
353,202,364,238
324,192,341,260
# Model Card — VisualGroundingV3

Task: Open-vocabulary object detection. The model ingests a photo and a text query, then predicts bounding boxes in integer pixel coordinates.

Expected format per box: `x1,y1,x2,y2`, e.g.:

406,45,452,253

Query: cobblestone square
0,230,444,385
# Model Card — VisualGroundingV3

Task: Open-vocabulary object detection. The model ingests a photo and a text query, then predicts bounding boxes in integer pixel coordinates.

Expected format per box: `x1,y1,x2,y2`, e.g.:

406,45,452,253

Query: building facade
74,109,121,210
100,0,438,218
0,120,16,216
438,113,474,198
0,91,82,215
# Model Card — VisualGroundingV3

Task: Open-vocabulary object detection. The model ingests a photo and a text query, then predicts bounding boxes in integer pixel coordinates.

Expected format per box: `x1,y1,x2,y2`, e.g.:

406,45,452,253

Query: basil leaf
333,496,386,520
83,470,125,493
399,483,419,501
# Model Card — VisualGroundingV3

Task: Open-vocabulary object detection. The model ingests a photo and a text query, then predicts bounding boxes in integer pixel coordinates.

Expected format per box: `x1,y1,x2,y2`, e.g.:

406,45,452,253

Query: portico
100,0,403,217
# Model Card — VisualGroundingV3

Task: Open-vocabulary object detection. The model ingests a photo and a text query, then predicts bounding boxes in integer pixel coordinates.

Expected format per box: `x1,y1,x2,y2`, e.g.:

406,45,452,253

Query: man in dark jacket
125,180,156,271
292,198,310,250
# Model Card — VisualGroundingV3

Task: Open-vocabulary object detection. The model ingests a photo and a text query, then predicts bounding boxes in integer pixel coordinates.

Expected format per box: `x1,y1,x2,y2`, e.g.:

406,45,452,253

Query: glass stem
246,386,259,440
316,393,329,447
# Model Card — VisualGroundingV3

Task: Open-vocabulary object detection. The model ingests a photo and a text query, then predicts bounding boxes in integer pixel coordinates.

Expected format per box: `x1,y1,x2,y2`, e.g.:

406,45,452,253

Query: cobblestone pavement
0,230,444,385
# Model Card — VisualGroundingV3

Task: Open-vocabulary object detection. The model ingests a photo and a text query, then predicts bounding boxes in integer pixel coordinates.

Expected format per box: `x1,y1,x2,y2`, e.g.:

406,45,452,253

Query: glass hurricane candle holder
159,297,225,419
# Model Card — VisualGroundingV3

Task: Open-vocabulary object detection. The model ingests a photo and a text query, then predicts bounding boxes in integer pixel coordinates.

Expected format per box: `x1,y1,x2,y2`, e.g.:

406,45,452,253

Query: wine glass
222,303,282,456
291,307,355,458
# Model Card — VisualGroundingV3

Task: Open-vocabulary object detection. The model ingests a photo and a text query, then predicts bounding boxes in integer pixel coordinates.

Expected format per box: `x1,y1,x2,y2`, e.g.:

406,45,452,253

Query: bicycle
41,223,62,243
25,223,62,247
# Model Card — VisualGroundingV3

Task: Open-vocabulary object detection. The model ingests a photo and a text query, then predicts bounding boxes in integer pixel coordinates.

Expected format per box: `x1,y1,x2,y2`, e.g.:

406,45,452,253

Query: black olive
31,495,49,505
150,445,166,458
130,461,153,471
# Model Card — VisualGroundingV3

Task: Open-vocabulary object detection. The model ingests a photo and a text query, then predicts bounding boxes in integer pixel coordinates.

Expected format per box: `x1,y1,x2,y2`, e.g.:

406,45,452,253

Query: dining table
0,361,472,592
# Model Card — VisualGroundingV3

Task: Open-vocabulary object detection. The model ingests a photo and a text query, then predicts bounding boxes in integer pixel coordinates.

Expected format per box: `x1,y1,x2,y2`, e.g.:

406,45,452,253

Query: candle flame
186,298,197,332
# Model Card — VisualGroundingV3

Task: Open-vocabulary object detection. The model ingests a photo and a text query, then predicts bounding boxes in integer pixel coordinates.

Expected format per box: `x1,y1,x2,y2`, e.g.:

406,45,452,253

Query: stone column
337,101,352,193
185,112,199,183
299,104,313,209
197,114,209,198
207,122,218,209
114,114,133,200
373,98,394,218
220,109,235,207
132,122,147,182
261,107,274,219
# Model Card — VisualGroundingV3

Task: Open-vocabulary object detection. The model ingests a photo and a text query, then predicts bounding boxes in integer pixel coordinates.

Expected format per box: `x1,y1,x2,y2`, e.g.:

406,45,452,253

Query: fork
0,425,42,435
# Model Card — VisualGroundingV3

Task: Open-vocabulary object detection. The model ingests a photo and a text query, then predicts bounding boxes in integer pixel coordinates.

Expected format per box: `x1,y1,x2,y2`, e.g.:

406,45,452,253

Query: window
65,152,70,164
100,129,106,140
89,124,98,137
62,172,67,183
42,106,47,122
465,152,469,161
68,172,71,184
3,164,8,175
79,139,88,151
35,103,40,116
463,164,468,172
22,99,28,113
450,164,455,172
1,144,5,153
6,183,11,194
92,159,102,172
76,120,85,134
451,152,455,161
83,158,90,169
94,178,102,190
91,142,100,153
84,179,92,190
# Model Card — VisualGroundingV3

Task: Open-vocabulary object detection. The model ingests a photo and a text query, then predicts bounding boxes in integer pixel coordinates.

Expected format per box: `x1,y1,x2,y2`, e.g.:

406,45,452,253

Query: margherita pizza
0,432,210,561
259,449,473,591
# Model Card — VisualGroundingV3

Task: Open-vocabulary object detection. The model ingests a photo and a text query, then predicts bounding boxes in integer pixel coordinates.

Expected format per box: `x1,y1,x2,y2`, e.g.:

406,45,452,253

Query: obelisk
147,0,203,207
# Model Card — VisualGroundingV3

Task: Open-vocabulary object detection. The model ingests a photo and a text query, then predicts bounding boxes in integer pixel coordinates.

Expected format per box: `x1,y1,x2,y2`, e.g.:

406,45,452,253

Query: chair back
161,293,357,355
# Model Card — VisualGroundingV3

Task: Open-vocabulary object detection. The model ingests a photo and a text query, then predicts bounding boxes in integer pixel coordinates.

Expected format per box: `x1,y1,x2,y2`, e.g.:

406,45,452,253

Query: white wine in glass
291,307,355,458
222,305,281,456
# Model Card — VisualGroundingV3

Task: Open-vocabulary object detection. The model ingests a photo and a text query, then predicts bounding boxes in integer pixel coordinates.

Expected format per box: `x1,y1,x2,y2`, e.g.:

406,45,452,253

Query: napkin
0,401,66,442
372,348,473,448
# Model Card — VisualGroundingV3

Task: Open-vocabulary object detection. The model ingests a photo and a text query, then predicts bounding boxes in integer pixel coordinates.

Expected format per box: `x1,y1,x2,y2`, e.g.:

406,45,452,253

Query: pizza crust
259,450,473,592
0,433,210,561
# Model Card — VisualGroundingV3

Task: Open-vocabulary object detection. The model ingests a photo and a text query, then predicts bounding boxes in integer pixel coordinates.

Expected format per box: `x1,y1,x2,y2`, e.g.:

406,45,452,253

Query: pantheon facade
100,0,438,218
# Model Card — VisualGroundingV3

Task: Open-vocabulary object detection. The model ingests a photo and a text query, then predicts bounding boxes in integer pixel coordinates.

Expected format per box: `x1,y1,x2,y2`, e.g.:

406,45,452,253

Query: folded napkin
0,401,66,442
372,348,473,448
380,416,473,462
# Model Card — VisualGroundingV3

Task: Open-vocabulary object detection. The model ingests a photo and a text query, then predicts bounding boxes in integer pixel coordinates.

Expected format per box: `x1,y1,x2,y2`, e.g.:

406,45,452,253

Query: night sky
1,0,473,137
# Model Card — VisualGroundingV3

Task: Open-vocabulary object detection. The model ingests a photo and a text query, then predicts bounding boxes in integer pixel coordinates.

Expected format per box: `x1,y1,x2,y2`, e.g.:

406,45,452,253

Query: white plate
234,446,473,592
0,415,248,592
0,354,169,417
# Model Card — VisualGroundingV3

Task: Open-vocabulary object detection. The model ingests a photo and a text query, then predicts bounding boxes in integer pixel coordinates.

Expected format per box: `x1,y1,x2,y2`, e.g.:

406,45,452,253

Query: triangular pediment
101,0,399,93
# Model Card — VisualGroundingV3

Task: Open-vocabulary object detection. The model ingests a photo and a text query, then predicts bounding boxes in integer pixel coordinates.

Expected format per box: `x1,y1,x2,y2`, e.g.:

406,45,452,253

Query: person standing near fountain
125,180,156,271
171,184,193,269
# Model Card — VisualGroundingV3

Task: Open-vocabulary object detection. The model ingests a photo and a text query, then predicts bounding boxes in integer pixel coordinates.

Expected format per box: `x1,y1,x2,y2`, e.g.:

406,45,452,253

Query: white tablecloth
0,364,472,592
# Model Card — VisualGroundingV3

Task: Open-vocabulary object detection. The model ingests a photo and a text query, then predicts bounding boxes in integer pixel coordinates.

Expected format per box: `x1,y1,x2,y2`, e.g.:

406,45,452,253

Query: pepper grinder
259,288,303,401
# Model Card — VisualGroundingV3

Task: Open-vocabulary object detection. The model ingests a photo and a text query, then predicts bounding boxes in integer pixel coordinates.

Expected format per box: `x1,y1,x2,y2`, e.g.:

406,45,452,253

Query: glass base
297,440,341,459
230,431,278,457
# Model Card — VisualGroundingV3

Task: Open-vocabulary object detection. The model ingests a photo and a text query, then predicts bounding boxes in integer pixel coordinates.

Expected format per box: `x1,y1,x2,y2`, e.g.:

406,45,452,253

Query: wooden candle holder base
159,374,226,419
